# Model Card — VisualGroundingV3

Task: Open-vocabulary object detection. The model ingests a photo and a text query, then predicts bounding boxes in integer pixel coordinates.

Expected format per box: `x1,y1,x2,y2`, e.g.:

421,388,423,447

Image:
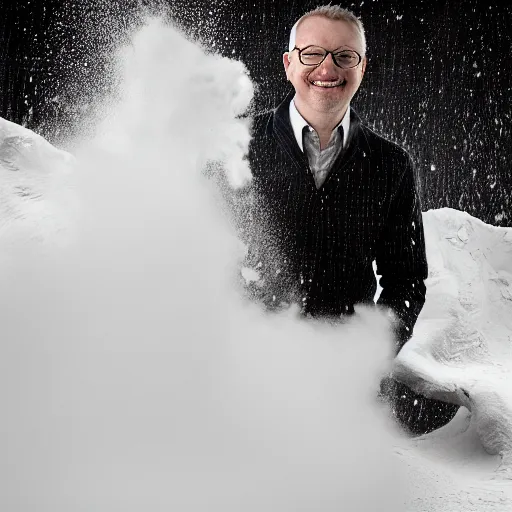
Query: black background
1,0,510,226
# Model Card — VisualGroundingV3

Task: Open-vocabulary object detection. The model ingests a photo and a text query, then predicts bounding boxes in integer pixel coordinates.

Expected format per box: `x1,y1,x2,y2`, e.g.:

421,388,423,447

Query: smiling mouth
310,79,347,88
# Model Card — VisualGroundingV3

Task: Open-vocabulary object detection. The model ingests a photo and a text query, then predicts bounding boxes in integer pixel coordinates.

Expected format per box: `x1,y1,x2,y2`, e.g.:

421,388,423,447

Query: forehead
295,16,362,52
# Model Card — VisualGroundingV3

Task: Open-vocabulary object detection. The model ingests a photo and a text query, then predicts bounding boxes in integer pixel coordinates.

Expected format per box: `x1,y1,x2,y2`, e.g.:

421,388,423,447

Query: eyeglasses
291,45,362,69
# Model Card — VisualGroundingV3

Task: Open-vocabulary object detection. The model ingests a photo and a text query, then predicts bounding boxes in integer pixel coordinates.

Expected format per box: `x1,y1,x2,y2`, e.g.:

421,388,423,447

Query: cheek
289,69,308,87
345,72,361,87
296,68,312,84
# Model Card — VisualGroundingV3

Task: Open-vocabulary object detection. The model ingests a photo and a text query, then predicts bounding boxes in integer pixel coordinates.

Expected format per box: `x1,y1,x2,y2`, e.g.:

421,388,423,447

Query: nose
316,53,338,74
324,53,337,66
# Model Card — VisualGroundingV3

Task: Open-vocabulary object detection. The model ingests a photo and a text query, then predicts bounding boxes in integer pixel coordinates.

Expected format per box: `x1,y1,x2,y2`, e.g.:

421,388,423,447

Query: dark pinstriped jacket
243,92,428,347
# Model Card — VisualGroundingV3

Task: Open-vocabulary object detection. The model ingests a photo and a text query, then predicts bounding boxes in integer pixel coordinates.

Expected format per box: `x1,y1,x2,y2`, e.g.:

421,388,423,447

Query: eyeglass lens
299,46,360,68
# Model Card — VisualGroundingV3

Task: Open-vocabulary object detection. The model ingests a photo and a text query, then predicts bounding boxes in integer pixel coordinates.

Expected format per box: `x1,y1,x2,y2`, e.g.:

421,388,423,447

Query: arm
376,153,428,352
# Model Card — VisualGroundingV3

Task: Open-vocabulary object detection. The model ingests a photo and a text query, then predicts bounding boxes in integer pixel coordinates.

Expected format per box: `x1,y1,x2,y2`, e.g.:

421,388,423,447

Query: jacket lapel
271,93,372,189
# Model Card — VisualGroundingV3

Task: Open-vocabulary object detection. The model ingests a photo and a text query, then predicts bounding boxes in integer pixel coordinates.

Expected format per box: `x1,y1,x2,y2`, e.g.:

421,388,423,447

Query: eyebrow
302,45,356,52
333,46,356,52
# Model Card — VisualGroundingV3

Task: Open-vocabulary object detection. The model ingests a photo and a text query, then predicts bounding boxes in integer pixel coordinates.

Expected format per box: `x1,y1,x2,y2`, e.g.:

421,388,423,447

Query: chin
311,96,349,113
312,90,347,105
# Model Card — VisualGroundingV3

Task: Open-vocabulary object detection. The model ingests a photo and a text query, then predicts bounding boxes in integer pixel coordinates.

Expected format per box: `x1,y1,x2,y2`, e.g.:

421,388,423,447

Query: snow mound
0,117,76,253
394,207,512,476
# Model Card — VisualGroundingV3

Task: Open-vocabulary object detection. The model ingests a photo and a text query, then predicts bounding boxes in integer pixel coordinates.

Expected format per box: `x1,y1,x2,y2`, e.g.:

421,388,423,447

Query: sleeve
375,152,428,353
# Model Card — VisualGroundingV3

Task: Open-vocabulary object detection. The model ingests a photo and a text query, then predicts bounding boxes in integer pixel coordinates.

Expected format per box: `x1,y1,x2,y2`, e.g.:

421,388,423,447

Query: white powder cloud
0,18,405,512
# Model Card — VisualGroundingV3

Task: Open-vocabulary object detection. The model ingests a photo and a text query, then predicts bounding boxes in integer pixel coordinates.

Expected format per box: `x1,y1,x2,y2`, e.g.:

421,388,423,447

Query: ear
360,56,367,79
283,52,291,76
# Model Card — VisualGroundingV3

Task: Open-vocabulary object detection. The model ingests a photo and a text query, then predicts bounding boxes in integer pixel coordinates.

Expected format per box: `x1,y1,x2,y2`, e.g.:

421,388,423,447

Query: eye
334,52,356,62
301,46,325,57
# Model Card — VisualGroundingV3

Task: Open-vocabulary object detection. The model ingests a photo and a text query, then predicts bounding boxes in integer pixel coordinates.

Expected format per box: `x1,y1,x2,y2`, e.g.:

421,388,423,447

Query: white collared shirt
289,99,351,188
289,98,351,152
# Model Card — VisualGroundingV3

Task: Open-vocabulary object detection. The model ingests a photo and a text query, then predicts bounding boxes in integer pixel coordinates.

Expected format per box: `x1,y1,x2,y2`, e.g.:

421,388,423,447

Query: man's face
283,16,367,114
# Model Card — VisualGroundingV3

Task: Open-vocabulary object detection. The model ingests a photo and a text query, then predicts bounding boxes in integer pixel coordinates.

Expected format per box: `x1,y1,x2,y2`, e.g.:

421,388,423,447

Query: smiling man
283,11,366,159
242,5,459,434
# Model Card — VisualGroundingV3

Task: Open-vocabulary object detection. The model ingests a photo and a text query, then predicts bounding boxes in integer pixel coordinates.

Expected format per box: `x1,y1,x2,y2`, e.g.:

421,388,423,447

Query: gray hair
288,5,366,56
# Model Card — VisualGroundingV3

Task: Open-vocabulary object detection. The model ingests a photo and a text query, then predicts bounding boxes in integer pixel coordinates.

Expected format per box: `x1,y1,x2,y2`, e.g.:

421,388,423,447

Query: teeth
312,80,345,88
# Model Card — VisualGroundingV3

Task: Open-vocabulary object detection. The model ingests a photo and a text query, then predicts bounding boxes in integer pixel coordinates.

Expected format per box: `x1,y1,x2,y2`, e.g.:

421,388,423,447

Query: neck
294,99,349,150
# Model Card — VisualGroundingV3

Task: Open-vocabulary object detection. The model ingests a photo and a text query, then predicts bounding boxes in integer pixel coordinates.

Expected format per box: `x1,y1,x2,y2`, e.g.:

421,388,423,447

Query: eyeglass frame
291,45,363,69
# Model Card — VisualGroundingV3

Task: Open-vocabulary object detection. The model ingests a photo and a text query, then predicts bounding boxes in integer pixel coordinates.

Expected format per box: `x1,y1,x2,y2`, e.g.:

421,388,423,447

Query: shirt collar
289,97,351,152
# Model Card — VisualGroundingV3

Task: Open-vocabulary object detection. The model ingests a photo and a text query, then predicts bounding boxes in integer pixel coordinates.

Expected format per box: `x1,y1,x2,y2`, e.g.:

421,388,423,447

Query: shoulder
358,122,412,167
352,115,418,192
249,109,275,139
350,109,411,165
244,109,276,177
246,109,276,167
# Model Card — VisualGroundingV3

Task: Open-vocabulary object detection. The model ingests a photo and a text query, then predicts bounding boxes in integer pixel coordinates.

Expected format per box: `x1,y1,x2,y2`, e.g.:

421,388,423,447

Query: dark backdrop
1,0,510,226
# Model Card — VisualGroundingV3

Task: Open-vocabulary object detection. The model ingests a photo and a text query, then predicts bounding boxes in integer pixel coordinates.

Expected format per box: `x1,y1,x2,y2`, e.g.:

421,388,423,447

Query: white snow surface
0,117,76,254
0,18,511,511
